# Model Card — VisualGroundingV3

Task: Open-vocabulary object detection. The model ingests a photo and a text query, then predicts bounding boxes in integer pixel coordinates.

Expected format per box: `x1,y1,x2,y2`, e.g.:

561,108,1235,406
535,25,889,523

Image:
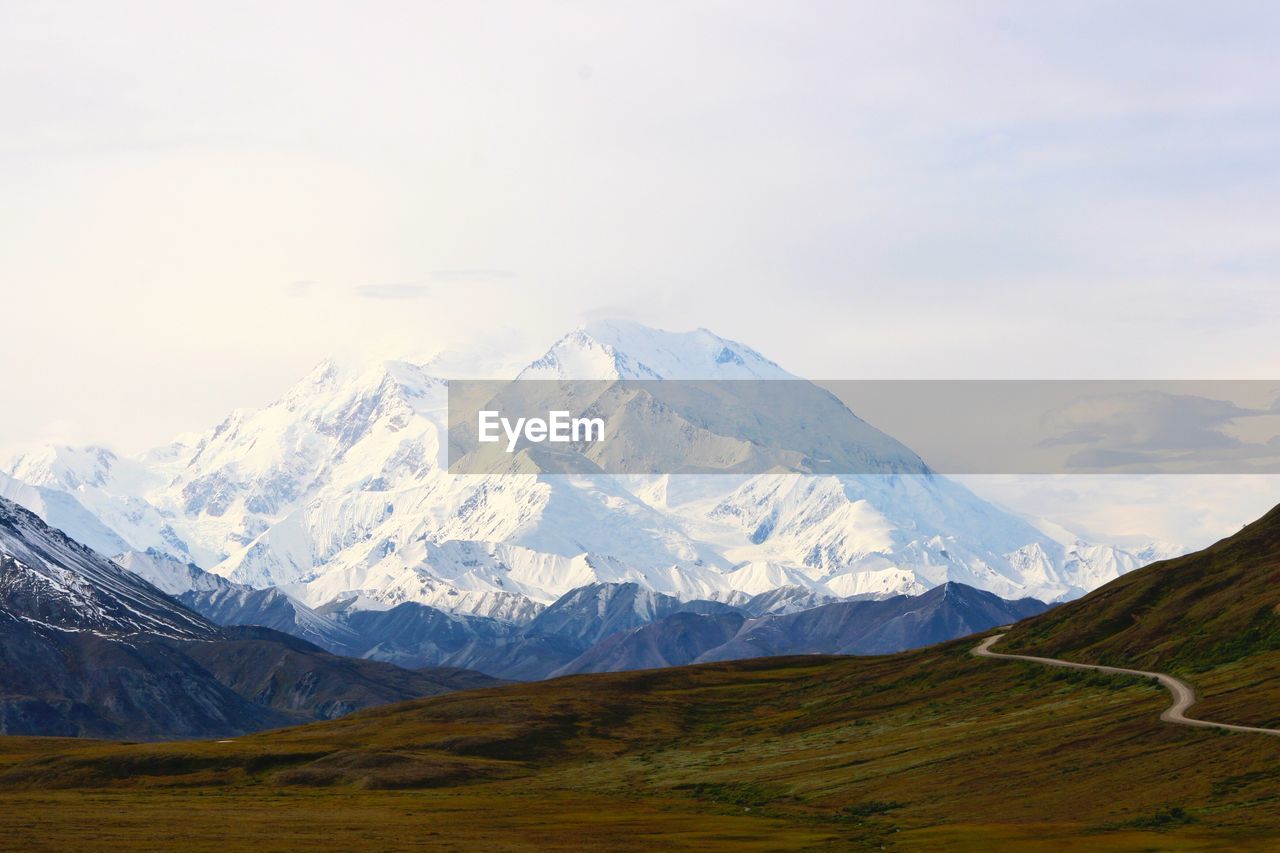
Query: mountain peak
0,323,1157,621
521,320,794,380
5,444,119,491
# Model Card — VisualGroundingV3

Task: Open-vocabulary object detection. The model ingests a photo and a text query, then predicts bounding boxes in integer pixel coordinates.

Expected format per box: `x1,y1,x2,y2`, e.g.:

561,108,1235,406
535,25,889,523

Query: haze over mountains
1,321,1165,634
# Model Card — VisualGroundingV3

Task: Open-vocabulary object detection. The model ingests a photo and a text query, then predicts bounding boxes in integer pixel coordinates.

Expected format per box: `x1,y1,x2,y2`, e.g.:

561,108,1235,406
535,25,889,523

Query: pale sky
4,1,1280,544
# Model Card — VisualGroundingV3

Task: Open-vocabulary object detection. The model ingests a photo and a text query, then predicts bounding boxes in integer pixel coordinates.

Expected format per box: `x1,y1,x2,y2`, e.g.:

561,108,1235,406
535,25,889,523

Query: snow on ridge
0,321,1162,620
520,320,794,381
0,497,217,640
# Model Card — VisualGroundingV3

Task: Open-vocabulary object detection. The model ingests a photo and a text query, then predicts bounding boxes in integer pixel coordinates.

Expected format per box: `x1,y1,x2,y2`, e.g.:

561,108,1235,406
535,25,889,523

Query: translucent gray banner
447,379,1280,475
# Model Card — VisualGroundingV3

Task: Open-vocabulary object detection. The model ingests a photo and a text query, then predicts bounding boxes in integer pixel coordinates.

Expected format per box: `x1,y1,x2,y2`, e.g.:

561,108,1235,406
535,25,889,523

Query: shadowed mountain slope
0,499,503,738
0,634,1276,848
554,582,1048,675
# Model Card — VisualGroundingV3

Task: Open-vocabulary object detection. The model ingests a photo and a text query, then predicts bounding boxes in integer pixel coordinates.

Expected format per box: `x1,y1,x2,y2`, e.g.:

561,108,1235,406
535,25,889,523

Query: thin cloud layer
354,284,431,300
1042,390,1280,471
2,2,1279,543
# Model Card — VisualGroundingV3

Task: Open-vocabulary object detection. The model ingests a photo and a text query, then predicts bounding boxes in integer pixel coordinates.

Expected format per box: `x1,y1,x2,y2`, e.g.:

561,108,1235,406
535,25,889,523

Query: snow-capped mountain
1,321,1160,619
0,496,504,739
551,582,1051,676
0,496,215,640
524,581,740,649
113,548,359,651
0,469,131,557
519,322,792,380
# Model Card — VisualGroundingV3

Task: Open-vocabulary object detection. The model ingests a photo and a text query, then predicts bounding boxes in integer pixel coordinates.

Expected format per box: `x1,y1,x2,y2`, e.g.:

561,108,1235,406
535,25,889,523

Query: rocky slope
553,582,1048,675
0,498,501,739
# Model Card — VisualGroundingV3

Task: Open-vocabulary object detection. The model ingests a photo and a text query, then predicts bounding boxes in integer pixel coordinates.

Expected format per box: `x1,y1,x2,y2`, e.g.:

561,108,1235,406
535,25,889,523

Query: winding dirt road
973,634,1280,737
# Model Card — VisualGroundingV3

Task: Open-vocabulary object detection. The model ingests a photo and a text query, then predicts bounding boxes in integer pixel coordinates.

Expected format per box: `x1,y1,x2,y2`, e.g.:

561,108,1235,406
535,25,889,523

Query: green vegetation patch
675,781,787,808
1125,805,1196,830
839,800,904,820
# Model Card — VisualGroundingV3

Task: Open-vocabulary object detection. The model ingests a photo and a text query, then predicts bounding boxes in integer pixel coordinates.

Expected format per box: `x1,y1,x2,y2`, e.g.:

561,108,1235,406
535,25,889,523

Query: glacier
1,320,1170,620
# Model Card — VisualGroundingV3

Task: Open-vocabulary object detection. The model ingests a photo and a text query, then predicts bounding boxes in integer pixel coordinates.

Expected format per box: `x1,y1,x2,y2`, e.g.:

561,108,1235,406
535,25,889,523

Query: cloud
429,270,515,283
354,283,430,300
957,473,1280,553
5,0,1280,473
1039,390,1280,471
352,272,513,299
286,280,315,298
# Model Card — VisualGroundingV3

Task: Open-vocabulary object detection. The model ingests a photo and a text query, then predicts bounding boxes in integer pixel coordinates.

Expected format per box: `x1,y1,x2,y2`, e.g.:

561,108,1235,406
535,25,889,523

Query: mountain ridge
2,321,1159,620
0,497,504,739
551,581,1048,675
1001,502,1280,675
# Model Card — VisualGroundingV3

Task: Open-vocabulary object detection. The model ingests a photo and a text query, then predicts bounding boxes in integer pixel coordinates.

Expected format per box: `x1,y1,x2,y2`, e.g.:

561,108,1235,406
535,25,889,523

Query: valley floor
1,637,1278,850
0,789,1263,851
